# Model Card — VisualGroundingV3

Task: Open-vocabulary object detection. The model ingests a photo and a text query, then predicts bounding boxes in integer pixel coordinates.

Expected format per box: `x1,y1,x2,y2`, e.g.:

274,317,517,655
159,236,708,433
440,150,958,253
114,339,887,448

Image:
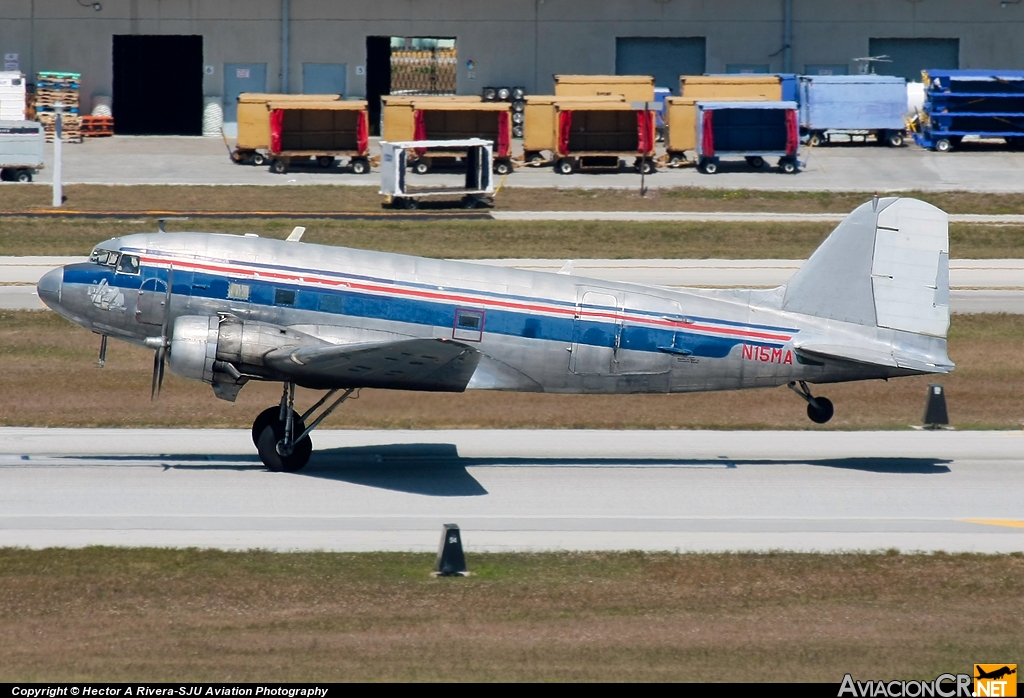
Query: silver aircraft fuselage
38,230,931,397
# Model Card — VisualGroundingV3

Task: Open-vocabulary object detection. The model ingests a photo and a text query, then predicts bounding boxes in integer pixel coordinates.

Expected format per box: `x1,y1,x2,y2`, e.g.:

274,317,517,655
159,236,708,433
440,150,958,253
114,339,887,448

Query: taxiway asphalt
1,428,1021,553
13,134,1024,192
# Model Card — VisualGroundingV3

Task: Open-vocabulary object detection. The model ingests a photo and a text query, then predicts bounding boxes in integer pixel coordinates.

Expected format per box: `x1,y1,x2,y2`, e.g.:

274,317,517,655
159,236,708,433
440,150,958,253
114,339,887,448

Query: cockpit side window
89,247,119,266
116,253,140,275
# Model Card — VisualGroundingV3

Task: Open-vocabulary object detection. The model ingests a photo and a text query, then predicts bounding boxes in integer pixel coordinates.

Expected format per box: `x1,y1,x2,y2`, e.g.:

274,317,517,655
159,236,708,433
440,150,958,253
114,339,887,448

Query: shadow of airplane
57,444,952,496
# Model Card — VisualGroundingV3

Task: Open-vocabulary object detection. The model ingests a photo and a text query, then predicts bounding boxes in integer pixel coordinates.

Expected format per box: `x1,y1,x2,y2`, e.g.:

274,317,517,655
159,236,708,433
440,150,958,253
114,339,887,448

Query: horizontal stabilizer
794,340,954,374
263,337,482,391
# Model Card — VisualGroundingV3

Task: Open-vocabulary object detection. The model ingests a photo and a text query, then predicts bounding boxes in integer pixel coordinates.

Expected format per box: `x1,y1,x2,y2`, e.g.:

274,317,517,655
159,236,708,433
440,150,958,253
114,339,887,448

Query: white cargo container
379,138,494,209
0,120,45,182
0,72,27,121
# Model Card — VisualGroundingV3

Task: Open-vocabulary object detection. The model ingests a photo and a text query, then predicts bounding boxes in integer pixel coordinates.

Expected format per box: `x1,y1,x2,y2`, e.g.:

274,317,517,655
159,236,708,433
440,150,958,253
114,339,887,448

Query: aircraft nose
36,267,63,308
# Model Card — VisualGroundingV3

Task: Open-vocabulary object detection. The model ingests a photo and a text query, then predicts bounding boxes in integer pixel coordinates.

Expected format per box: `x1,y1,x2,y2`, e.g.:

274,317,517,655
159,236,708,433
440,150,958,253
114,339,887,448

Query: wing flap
264,337,483,391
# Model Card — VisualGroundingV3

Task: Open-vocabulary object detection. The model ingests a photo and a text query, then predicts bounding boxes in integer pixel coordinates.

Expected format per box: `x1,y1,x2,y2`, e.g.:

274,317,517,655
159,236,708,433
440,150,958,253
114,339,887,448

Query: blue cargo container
913,69,1024,152
798,75,908,146
694,101,801,174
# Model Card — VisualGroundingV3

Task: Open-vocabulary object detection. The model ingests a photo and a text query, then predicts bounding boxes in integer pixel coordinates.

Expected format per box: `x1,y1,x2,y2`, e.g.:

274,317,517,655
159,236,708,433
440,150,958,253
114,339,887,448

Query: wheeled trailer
694,101,801,174
379,138,494,210
232,93,340,166
550,101,657,174
265,100,371,174
0,120,45,182
912,69,1024,152
799,75,908,147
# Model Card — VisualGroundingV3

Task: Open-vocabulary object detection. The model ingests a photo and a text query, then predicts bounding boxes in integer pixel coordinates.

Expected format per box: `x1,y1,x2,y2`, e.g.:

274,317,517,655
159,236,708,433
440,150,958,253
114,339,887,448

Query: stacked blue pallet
914,69,1024,151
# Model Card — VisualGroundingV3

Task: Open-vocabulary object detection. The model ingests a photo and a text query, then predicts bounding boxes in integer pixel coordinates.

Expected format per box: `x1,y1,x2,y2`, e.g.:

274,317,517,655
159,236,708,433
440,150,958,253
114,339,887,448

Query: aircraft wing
793,340,954,374
263,337,483,391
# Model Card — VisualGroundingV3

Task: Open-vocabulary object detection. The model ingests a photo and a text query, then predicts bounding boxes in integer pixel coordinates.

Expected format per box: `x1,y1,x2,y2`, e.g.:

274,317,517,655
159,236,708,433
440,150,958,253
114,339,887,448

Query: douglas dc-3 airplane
37,197,953,471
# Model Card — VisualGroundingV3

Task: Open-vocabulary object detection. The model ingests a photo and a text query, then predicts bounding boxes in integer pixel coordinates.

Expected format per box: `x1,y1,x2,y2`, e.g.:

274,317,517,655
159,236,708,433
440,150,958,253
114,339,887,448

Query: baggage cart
913,69,1024,152
664,97,699,164
550,101,657,174
233,93,340,165
799,75,907,146
383,97,512,174
0,120,45,182
522,95,624,164
265,100,371,175
694,101,801,174
379,138,494,210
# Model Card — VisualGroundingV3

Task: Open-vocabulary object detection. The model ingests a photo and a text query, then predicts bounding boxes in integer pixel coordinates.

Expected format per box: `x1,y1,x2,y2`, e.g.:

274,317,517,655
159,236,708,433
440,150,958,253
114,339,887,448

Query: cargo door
135,263,176,326
302,63,347,96
612,294,678,375
223,63,267,122
616,37,706,95
570,289,621,375
867,38,959,81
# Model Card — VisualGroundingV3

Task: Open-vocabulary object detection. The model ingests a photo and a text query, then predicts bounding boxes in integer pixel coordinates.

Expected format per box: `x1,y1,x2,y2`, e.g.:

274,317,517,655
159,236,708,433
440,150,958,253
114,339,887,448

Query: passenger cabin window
453,308,485,342
116,254,140,275
228,282,251,301
275,288,296,306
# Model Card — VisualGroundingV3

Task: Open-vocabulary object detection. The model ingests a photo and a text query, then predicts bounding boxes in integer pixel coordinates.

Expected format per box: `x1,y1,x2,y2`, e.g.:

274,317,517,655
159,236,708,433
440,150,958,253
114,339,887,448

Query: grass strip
1,216,1023,258
1,548,1022,682
1,312,1021,429
1,184,1023,214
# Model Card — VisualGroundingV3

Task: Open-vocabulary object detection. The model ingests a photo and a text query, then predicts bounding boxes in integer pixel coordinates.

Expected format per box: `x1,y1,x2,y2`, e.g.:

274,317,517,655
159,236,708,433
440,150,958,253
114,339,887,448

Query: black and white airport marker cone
923,384,951,430
433,523,469,577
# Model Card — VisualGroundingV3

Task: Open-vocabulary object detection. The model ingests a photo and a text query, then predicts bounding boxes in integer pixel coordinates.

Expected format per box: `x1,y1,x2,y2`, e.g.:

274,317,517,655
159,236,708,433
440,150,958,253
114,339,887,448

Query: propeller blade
151,349,161,400
160,265,174,339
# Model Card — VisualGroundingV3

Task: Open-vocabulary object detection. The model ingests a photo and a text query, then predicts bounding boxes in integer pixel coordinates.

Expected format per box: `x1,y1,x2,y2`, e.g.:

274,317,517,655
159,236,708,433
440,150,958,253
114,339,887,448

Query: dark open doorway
365,36,391,136
113,35,203,135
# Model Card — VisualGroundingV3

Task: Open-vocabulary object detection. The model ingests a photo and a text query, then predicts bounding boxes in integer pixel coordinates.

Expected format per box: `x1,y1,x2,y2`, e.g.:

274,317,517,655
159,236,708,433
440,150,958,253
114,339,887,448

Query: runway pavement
1,428,1021,553
4,256,1022,313
11,134,1024,192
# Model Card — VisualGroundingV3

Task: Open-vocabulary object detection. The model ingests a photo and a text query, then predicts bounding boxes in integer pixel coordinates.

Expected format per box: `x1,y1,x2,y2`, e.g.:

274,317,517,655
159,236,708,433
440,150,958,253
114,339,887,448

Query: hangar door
113,35,203,135
616,38,706,95
868,38,959,81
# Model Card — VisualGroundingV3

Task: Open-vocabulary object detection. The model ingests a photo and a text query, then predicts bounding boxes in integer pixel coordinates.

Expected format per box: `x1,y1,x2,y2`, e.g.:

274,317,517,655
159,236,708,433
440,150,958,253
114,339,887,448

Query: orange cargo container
265,100,371,175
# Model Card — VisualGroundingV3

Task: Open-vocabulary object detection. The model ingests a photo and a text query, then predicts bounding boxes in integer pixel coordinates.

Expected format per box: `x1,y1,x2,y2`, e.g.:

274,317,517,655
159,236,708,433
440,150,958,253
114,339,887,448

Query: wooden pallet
81,115,114,137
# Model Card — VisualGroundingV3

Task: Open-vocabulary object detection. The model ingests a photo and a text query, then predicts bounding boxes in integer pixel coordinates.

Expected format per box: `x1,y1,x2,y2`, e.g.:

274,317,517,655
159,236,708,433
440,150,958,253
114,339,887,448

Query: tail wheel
807,398,834,424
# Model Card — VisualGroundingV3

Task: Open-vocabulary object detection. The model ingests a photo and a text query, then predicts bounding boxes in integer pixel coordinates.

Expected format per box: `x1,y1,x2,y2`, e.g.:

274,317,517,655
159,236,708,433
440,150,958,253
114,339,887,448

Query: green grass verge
1,184,1024,214
2,548,1022,682
2,216,1023,258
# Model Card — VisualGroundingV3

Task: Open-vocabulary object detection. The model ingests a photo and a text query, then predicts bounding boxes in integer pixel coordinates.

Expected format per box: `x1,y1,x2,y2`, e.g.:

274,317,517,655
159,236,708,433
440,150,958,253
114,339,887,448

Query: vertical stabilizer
782,198,949,338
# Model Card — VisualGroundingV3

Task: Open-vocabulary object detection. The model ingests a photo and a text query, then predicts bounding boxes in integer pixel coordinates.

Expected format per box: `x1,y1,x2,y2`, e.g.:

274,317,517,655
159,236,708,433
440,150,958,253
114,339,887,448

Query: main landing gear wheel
256,417,312,472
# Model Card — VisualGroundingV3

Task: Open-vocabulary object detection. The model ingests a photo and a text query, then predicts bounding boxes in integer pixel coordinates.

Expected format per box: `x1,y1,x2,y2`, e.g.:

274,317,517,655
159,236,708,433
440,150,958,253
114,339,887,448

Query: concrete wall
2,0,1023,113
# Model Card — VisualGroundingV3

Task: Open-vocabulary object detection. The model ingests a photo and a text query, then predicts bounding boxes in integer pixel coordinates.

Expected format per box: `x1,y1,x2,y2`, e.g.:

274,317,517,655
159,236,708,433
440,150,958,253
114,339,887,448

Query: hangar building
2,0,1022,135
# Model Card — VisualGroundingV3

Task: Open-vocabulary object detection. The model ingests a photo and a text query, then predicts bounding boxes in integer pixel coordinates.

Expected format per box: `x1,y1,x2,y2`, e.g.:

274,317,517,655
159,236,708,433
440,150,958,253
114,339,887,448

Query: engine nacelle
169,315,324,384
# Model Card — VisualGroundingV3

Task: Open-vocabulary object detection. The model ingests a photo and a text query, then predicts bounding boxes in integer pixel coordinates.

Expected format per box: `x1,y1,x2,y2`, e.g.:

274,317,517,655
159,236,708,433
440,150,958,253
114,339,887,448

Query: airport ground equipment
381,96,511,174
694,101,801,174
232,93,340,165
522,95,624,164
799,75,908,146
0,120,45,182
664,97,699,164
553,75,655,103
913,69,1024,152
266,100,371,174
379,138,493,209
548,101,656,174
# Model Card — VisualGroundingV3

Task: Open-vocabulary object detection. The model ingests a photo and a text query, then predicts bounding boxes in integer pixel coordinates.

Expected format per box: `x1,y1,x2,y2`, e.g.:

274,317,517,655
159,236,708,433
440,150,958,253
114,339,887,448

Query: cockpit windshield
89,247,120,267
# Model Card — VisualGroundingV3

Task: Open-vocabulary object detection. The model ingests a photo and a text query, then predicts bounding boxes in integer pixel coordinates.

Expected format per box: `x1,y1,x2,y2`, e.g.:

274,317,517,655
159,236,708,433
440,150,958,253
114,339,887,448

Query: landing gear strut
788,380,834,424
252,383,357,471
